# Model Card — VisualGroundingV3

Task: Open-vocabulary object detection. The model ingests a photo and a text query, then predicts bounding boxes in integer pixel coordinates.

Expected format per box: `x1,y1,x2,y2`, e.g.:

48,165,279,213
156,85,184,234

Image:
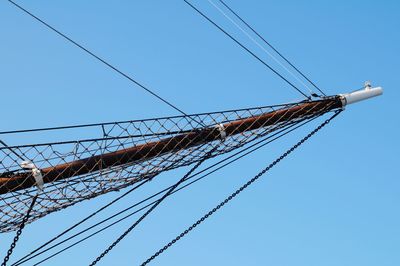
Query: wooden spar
0,98,342,194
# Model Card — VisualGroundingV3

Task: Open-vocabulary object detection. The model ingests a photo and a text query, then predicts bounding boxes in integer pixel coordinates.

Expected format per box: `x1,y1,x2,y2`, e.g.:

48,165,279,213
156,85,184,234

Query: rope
1,195,38,266
140,110,341,265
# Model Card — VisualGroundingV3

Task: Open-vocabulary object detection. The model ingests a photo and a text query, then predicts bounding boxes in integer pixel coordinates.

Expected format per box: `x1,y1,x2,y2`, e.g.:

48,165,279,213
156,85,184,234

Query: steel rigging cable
1,196,38,266
208,0,313,96
14,113,324,266
4,2,332,265
1,140,38,266
217,0,326,96
11,180,150,266
88,145,220,265
140,110,341,265
6,0,205,128
26,111,338,265
183,0,310,99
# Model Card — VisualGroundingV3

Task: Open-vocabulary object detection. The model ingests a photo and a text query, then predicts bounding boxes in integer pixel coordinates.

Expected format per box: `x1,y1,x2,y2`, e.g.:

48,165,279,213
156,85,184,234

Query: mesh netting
0,98,340,232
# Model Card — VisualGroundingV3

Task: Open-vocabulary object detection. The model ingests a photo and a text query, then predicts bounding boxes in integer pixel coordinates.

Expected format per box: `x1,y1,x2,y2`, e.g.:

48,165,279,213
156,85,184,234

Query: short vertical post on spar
339,81,383,107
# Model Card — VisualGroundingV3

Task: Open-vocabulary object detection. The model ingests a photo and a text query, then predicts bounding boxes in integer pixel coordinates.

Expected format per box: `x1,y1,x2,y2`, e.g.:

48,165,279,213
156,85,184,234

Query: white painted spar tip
339,81,383,106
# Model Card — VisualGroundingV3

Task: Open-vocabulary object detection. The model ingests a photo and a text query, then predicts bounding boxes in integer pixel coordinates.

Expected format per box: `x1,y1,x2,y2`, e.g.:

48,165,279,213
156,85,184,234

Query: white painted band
32,168,44,191
20,160,44,191
215,124,226,140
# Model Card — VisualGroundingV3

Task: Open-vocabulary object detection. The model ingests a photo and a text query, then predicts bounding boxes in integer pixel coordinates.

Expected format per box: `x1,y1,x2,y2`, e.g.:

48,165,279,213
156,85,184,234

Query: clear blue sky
1,1,399,265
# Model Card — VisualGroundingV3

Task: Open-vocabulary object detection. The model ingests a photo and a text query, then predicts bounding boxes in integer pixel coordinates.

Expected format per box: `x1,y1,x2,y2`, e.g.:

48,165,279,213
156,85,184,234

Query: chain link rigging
88,145,220,265
0,99,340,233
1,195,38,266
140,110,342,265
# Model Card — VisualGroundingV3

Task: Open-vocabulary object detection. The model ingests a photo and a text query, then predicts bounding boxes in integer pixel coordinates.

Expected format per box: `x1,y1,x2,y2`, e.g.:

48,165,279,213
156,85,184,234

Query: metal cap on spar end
339,82,383,107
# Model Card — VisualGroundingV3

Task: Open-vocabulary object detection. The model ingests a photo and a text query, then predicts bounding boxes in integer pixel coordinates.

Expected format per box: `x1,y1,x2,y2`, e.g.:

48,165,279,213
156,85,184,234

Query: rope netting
0,98,341,233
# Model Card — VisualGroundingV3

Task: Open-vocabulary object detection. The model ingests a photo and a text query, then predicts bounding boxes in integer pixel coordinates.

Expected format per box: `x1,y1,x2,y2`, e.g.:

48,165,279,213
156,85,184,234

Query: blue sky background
0,1,399,265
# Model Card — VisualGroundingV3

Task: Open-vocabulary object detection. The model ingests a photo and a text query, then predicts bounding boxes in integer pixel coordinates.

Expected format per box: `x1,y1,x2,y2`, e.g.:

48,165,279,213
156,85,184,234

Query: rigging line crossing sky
1,195,38,266
184,0,310,99
88,146,220,266
208,0,314,94
11,180,150,266
6,0,206,128
140,110,342,265
29,201,155,266
0,1,394,266
208,0,315,95
218,0,326,96
15,114,321,265
0,140,25,161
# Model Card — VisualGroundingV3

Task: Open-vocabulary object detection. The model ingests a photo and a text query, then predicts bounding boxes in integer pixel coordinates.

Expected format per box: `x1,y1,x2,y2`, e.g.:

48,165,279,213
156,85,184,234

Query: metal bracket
20,161,44,191
215,124,226,140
